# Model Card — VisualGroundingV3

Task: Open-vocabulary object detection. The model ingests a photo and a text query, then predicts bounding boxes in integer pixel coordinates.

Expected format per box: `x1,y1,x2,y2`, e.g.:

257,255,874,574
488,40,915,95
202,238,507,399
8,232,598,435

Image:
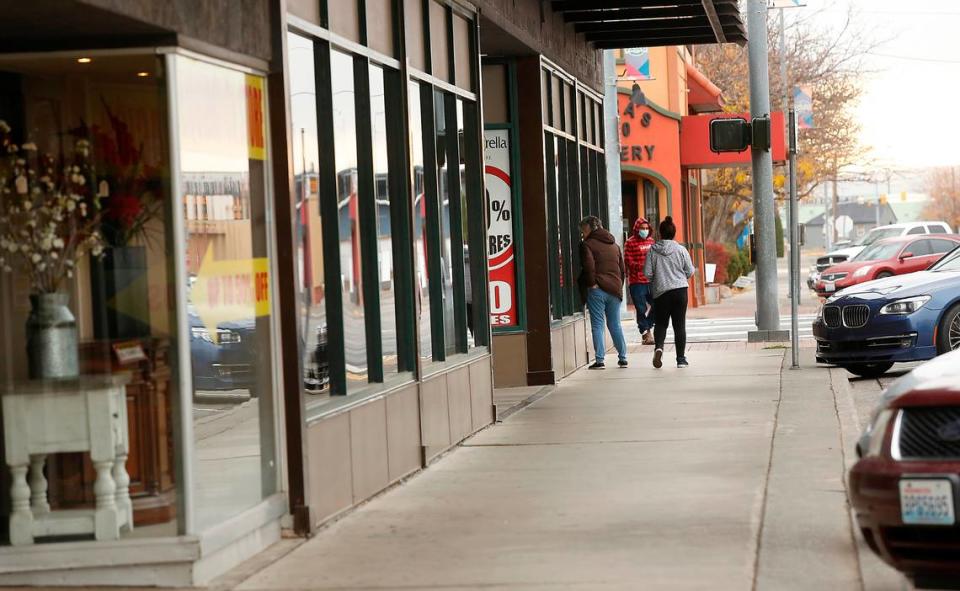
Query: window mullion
420,85,446,360
445,94,467,353
314,41,348,396
354,55,384,382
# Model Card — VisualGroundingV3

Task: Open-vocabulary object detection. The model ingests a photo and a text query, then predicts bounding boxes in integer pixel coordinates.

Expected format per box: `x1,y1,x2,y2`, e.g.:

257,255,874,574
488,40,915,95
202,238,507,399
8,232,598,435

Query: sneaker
588,361,605,370
618,359,628,368
641,331,655,345
652,349,663,369
677,358,689,368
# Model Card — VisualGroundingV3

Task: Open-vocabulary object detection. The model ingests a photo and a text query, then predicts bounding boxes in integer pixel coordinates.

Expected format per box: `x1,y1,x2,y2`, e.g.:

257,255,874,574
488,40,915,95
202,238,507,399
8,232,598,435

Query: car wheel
936,303,960,354
843,362,894,378
875,271,893,279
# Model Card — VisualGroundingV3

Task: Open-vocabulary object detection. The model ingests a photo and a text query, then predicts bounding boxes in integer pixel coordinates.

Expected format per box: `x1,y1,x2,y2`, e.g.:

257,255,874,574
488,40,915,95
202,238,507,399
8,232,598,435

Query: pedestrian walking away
643,216,695,369
623,216,656,345
577,215,628,369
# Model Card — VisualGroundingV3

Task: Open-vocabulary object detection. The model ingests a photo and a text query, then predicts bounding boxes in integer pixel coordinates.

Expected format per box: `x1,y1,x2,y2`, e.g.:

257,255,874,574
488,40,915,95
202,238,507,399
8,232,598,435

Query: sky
796,0,960,171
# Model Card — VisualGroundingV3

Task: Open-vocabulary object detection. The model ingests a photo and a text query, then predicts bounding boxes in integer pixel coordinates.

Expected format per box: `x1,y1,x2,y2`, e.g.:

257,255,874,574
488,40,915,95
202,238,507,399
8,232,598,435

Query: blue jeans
629,282,655,333
586,287,627,363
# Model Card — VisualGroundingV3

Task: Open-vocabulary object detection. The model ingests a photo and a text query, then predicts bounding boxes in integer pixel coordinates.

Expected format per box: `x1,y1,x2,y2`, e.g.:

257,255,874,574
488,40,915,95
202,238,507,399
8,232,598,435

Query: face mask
639,230,650,239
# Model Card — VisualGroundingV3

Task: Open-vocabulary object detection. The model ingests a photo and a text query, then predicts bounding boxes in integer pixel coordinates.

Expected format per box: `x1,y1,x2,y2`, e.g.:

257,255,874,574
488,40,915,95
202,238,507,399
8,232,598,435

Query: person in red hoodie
623,217,656,345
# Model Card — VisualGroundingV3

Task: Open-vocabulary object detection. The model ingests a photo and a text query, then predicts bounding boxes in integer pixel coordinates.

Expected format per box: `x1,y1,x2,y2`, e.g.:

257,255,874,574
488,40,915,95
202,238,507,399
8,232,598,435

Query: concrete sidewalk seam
495,385,555,422
750,350,786,591
830,367,868,591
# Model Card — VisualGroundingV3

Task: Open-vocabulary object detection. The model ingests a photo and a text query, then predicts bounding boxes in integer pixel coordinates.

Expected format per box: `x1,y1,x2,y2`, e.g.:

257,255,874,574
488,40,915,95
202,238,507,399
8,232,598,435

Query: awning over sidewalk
555,0,747,49
686,61,724,113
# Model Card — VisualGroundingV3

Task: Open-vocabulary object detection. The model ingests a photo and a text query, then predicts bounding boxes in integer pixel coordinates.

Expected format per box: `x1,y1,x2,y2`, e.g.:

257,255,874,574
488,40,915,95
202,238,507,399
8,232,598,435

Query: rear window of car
929,238,959,254
907,226,926,235
855,241,904,261
928,223,951,234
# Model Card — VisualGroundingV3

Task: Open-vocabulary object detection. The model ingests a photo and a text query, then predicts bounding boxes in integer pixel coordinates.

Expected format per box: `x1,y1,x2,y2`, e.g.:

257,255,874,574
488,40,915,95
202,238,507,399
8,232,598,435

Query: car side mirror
899,252,914,261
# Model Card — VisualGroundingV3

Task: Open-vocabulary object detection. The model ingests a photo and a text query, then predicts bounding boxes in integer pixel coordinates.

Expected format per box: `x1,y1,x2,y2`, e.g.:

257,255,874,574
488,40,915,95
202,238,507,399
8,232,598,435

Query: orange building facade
617,46,722,307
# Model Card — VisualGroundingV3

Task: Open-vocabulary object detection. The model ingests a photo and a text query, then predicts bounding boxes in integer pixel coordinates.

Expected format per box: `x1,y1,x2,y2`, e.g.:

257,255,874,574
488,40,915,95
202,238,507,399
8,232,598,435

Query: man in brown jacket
577,216,627,369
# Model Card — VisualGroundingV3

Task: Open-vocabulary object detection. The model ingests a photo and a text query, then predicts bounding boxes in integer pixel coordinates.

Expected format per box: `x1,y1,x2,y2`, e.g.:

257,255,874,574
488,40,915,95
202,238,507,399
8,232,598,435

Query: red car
815,234,960,297
850,349,960,589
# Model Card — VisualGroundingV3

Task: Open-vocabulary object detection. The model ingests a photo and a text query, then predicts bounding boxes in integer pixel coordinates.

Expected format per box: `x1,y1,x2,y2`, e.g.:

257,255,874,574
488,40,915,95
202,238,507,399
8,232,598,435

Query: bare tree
925,167,960,230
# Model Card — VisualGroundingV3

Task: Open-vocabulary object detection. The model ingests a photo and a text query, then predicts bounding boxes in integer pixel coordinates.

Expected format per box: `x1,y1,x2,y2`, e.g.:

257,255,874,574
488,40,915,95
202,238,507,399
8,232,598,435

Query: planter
26,292,79,379
90,245,151,339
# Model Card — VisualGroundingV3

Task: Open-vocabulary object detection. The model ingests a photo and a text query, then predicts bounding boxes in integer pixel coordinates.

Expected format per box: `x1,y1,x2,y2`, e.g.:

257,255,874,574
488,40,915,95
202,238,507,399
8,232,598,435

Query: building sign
622,48,652,80
245,74,266,160
484,129,518,328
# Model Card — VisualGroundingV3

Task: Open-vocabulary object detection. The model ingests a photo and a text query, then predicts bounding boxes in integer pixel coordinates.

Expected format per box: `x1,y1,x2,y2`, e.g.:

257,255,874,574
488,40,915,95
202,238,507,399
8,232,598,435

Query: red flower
106,194,144,227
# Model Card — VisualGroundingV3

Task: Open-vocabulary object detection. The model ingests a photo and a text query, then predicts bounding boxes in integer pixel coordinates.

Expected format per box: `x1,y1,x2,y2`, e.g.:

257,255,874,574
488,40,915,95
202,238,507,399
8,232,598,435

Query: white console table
1,374,133,545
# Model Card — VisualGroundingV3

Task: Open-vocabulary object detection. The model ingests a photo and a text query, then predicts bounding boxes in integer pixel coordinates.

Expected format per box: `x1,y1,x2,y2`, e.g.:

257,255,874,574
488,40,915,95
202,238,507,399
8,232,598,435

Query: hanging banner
793,85,814,129
484,129,518,328
622,48,652,81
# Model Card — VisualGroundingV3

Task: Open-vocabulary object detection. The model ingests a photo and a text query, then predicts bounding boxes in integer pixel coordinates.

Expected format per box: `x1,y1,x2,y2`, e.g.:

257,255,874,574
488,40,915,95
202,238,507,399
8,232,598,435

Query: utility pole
788,109,799,368
602,50,626,315
746,0,780,335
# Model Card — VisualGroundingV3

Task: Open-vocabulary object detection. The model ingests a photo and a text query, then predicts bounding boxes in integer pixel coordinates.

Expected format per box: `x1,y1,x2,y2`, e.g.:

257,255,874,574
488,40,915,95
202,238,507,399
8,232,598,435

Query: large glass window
370,65,399,378
408,82,432,362
174,55,277,530
0,53,182,544
288,32,329,397
330,49,368,391
434,90,457,355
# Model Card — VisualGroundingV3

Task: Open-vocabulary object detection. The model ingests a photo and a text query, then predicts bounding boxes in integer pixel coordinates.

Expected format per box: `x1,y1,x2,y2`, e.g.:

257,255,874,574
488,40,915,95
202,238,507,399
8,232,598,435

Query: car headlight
191,326,213,342
879,295,931,315
852,265,873,279
860,409,895,457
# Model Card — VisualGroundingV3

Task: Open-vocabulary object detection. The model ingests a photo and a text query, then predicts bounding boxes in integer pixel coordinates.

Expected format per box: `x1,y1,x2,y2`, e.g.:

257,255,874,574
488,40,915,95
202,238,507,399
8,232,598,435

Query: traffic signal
709,118,750,153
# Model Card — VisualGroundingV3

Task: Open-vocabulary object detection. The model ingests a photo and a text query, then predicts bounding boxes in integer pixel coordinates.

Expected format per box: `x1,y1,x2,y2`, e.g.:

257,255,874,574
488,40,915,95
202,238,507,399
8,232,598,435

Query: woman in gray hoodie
643,216,695,368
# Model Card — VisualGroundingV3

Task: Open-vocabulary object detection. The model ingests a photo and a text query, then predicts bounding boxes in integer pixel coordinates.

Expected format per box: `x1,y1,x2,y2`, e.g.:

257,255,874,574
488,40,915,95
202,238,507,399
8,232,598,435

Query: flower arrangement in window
0,120,104,294
74,98,163,248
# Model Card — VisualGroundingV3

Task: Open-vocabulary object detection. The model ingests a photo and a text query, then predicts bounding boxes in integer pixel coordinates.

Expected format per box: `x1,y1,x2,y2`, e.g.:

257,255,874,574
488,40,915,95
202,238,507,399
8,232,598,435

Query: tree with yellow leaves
696,7,877,244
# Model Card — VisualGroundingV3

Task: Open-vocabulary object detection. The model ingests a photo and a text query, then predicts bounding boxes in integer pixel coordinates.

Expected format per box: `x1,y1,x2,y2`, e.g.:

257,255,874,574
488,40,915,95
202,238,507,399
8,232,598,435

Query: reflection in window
370,66,398,377
288,32,329,395
331,49,368,390
408,83,432,361
435,90,457,355
175,55,276,530
457,100,474,348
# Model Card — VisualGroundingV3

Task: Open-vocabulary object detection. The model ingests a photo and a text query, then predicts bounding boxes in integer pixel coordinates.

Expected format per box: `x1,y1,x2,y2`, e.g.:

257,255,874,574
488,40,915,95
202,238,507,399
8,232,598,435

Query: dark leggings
653,287,688,360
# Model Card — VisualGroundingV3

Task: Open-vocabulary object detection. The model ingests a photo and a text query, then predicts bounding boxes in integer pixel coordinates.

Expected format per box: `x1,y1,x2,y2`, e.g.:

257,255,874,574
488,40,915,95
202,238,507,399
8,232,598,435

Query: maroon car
850,349,960,589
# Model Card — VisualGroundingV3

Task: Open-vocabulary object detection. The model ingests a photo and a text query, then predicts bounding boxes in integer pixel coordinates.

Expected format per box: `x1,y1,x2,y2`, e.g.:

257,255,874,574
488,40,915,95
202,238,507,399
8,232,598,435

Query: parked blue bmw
813,245,960,378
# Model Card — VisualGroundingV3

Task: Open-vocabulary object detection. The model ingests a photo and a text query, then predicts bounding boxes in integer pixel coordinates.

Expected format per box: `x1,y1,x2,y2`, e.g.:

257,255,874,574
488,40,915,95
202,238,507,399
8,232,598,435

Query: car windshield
856,227,902,246
852,241,903,262
930,245,960,271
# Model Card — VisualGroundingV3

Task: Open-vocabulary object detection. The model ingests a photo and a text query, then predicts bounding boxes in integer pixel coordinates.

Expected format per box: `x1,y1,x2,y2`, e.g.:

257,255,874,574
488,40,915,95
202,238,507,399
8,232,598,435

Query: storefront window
330,49,368,391
370,65,398,377
408,82,432,362
174,55,277,530
434,90,457,355
0,53,179,544
457,101,474,347
288,32,329,397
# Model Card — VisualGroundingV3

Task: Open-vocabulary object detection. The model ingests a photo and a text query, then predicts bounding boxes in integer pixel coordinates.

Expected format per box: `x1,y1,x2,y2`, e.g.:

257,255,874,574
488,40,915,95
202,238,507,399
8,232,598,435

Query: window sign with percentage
484,129,518,328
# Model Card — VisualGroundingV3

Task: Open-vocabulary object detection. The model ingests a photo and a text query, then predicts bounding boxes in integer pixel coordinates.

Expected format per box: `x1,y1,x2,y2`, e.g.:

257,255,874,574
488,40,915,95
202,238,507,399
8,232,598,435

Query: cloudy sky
796,0,960,170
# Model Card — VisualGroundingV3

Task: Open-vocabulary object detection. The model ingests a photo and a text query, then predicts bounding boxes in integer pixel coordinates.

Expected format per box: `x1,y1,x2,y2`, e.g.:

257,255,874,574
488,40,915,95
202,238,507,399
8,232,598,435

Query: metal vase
26,292,79,379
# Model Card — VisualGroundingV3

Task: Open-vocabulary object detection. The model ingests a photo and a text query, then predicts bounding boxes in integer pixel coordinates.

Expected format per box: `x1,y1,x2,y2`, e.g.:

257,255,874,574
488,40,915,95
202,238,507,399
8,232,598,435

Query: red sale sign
485,130,517,328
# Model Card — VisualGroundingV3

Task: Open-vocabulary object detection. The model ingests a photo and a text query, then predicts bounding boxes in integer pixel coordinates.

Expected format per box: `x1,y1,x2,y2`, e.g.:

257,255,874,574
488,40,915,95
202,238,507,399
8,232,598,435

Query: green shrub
725,245,755,286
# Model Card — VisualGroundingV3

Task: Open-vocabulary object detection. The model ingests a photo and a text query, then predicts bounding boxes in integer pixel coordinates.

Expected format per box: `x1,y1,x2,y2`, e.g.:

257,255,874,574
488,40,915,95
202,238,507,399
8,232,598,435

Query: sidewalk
235,343,881,591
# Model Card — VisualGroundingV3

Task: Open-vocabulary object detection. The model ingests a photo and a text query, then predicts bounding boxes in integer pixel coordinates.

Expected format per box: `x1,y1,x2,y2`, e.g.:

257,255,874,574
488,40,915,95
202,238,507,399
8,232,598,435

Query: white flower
30,253,41,264
36,262,46,272
22,199,32,211
65,200,76,212
14,176,27,194
50,252,58,260
53,238,64,249
21,143,36,151
0,120,10,133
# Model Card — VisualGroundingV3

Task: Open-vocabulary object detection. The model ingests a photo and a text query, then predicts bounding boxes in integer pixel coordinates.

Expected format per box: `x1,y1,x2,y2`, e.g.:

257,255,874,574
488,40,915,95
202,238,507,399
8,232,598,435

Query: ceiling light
77,57,92,64
136,71,150,78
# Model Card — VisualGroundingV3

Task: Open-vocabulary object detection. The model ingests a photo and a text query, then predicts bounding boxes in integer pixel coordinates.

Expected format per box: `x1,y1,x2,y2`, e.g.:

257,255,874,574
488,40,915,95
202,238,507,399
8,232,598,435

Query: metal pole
789,109,800,368
602,50,627,315
747,0,780,332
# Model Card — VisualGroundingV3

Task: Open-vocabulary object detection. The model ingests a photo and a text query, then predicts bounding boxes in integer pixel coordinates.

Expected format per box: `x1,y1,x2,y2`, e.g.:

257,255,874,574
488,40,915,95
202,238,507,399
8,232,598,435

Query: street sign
622,48,652,81
835,215,854,238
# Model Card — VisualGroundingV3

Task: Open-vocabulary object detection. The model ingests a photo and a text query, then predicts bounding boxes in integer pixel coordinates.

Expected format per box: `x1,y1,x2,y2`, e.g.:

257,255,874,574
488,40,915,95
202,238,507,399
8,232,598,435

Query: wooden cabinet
47,338,176,526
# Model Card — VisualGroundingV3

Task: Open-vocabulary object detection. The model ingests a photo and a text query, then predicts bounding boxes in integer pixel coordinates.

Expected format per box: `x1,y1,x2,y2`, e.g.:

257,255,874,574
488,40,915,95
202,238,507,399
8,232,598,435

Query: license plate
900,479,956,525
823,281,836,293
